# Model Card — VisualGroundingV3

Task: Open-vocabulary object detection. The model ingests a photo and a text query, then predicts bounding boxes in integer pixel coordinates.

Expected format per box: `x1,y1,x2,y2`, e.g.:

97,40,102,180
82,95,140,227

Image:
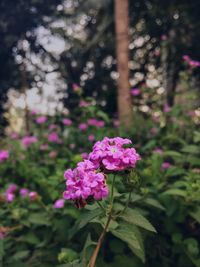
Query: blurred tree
0,0,62,133
115,0,132,129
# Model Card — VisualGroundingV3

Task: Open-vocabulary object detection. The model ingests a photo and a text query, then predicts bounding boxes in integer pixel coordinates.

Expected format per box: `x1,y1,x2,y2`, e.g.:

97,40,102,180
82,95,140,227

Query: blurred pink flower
53,199,65,209
10,132,18,139
161,162,172,170
49,151,58,159
5,193,15,202
20,188,29,198
72,83,80,92
163,104,171,113
81,152,89,160
0,150,9,162
79,100,90,107
29,191,38,201
62,118,72,126
88,134,95,142
40,144,49,151
48,132,61,143
79,123,88,131
6,184,17,194
21,136,38,148
36,116,47,124
131,88,140,96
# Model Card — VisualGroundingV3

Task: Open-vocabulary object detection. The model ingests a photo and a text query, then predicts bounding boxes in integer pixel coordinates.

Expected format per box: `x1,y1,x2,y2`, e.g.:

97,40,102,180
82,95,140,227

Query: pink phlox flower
63,160,109,201
0,150,9,162
89,137,140,171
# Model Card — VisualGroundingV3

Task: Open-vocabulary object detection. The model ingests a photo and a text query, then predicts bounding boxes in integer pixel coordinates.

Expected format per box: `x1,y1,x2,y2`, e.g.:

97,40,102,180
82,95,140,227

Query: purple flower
62,118,72,126
21,136,38,148
131,88,140,96
6,184,17,194
81,152,89,160
6,193,15,202
63,160,109,203
161,162,172,170
79,123,88,131
53,199,65,209
88,135,95,142
0,150,9,162
20,188,29,198
48,132,61,143
36,116,47,124
89,137,140,171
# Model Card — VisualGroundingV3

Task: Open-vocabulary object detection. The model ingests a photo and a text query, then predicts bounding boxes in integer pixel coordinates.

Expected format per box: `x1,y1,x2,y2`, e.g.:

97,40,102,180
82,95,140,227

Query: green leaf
19,232,40,245
163,189,187,197
12,250,30,260
182,145,200,155
144,198,165,210
68,208,103,239
128,225,145,263
111,222,142,252
28,213,51,226
0,239,4,262
190,208,200,224
120,208,156,233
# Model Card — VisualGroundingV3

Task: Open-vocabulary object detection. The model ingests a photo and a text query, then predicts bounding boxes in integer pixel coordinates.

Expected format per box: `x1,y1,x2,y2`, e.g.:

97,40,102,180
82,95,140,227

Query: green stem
88,174,116,267
110,174,116,207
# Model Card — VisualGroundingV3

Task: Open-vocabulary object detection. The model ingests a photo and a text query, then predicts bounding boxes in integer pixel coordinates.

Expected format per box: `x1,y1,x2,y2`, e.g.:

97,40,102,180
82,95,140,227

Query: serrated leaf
120,208,156,232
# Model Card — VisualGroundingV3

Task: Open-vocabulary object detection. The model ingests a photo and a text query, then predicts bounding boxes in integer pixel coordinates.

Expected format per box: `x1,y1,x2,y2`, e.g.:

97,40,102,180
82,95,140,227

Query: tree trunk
114,0,132,129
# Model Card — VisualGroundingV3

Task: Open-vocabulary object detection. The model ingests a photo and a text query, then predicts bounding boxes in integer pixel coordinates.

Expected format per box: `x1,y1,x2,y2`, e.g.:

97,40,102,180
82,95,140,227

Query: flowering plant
63,137,155,267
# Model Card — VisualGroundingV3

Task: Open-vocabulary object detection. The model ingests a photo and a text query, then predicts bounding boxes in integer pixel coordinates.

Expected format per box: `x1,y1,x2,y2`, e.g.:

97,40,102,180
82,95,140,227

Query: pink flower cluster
87,118,105,128
183,55,200,68
89,137,140,171
48,132,61,143
63,137,140,206
4,184,38,203
0,150,9,162
63,160,109,202
21,136,38,148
